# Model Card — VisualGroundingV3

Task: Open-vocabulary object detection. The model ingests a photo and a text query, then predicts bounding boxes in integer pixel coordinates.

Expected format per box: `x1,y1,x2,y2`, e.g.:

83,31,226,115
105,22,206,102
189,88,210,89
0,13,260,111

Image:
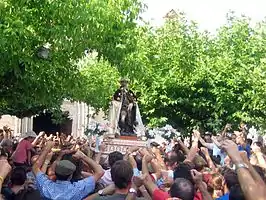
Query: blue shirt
238,144,251,158
216,193,229,200
212,144,226,165
36,172,95,200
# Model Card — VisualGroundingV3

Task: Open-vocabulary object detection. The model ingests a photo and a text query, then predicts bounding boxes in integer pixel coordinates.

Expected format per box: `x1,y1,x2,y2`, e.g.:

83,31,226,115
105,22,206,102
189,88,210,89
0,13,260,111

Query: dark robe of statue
108,79,145,138
113,87,137,136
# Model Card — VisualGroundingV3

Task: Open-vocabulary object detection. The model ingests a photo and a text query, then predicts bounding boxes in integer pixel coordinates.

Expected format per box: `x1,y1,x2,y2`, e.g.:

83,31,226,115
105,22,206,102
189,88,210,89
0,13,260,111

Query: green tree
0,0,142,117
75,51,120,110
121,12,266,133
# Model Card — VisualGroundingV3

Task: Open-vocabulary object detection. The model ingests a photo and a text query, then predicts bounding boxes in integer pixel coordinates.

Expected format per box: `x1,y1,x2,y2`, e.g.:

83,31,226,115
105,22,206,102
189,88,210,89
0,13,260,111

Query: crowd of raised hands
0,124,265,200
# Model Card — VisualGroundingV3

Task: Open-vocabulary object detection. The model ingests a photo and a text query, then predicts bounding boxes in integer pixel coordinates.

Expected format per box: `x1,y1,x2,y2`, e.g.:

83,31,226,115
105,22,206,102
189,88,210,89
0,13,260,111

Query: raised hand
252,143,262,154
200,147,209,155
190,169,203,184
38,131,45,137
46,141,55,149
193,130,201,140
127,146,139,154
73,150,86,160
143,154,153,163
133,174,147,188
221,140,242,163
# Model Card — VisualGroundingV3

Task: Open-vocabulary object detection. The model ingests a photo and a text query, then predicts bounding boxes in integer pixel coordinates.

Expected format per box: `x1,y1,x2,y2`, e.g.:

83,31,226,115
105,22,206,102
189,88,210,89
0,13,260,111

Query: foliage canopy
1,0,266,133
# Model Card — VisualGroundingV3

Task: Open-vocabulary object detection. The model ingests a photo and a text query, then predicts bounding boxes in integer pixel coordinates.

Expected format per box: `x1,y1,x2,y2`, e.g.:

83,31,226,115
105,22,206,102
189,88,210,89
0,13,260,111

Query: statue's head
120,78,129,88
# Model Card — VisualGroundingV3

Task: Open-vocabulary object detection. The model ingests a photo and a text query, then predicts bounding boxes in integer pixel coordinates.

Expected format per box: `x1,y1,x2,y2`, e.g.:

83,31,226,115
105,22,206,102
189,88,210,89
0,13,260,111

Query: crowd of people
0,124,265,200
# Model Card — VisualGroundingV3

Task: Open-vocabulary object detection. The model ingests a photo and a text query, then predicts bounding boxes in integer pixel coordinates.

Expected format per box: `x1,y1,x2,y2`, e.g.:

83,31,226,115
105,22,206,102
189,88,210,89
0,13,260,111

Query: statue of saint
108,79,144,137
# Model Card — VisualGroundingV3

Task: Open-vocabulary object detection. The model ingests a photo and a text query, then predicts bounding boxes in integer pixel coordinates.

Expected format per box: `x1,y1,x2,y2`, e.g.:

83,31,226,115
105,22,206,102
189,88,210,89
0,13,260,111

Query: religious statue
108,79,144,137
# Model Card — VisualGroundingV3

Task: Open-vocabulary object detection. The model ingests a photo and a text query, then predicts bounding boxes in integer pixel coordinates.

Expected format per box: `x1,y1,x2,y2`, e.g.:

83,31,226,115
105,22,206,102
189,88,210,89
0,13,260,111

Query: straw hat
20,131,37,139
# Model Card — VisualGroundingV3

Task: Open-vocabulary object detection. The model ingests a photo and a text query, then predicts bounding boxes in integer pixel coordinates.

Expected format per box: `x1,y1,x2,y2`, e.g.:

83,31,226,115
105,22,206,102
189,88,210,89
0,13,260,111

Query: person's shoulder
14,188,41,200
216,193,229,200
93,195,109,200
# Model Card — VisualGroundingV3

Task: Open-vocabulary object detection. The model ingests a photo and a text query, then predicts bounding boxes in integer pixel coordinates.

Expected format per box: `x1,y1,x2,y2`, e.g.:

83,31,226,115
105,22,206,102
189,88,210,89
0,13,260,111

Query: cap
55,160,76,176
20,131,37,139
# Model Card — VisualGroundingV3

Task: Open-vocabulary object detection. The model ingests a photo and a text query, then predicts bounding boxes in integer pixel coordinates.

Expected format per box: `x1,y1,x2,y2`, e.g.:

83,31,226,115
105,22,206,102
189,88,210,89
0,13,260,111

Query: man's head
174,163,193,183
108,151,123,167
0,146,9,160
165,150,184,169
231,134,236,143
0,129,3,142
134,154,142,171
21,131,37,143
229,184,245,200
169,178,195,200
204,133,212,143
252,135,264,147
220,167,239,190
55,160,76,181
234,131,245,145
11,167,27,186
111,160,133,189
193,155,207,172
120,78,129,88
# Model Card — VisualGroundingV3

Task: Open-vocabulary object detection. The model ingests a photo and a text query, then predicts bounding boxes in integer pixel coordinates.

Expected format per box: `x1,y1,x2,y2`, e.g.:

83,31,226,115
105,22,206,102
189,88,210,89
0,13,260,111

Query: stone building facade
0,101,96,137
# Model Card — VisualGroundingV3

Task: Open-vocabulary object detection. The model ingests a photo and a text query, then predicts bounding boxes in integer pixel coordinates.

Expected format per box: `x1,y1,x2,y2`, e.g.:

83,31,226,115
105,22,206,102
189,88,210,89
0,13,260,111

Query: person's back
94,160,144,200
36,160,95,200
2,167,41,200
99,151,123,186
13,132,37,166
13,187,41,200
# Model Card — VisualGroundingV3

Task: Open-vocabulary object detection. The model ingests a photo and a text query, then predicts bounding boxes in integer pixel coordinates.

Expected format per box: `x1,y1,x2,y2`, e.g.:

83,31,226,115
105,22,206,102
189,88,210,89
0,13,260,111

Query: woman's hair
211,173,224,191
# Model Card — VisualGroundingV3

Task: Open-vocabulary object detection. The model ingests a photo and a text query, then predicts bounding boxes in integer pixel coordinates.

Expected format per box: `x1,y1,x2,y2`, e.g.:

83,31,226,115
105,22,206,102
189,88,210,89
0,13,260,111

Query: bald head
170,178,195,200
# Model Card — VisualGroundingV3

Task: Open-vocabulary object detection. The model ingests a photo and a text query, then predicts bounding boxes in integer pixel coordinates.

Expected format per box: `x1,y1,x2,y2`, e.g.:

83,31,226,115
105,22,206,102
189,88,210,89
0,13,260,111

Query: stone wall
0,101,94,137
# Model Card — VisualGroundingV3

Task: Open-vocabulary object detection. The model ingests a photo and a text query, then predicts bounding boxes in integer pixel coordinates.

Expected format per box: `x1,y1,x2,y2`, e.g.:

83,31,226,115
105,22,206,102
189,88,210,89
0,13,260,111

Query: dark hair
55,173,71,181
246,138,252,146
99,156,109,170
174,163,193,183
11,167,27,185
229,185,245,200
62,154,82,181
111,160,133,189
170,178,195,200
165,150,184,167
134,154,142,171
108,151,123,167
220,167,239,189
0,147,9,158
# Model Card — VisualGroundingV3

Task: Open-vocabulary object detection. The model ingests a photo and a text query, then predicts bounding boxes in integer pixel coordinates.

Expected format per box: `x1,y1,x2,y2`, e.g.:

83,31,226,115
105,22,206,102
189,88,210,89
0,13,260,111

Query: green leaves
1,1,266,134
120,12,266,133
0,0,142,117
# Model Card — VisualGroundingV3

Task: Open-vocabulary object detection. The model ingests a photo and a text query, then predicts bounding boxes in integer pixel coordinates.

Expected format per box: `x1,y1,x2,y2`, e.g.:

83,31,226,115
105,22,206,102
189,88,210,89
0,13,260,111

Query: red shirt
152,189,203,200
13,139,32,164
153,188,170,200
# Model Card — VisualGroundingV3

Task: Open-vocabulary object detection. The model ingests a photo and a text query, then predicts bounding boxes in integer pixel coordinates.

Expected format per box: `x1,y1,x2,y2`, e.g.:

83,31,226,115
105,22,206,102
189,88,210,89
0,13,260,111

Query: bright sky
142,0,266,32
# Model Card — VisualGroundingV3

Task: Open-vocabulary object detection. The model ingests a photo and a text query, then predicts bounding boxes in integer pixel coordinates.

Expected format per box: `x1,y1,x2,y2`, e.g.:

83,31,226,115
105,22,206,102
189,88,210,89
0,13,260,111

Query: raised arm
0,159,12,193
33,141,54,175
32,132,45,147
184,130,199,163
73,150,104,181
201,147,216,171
191,170,213,200
252,144,266,169
222,140,266,200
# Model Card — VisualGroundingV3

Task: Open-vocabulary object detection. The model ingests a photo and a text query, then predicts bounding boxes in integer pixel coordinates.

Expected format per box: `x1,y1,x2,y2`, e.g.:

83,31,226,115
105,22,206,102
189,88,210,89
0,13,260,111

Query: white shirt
99,169,113,186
